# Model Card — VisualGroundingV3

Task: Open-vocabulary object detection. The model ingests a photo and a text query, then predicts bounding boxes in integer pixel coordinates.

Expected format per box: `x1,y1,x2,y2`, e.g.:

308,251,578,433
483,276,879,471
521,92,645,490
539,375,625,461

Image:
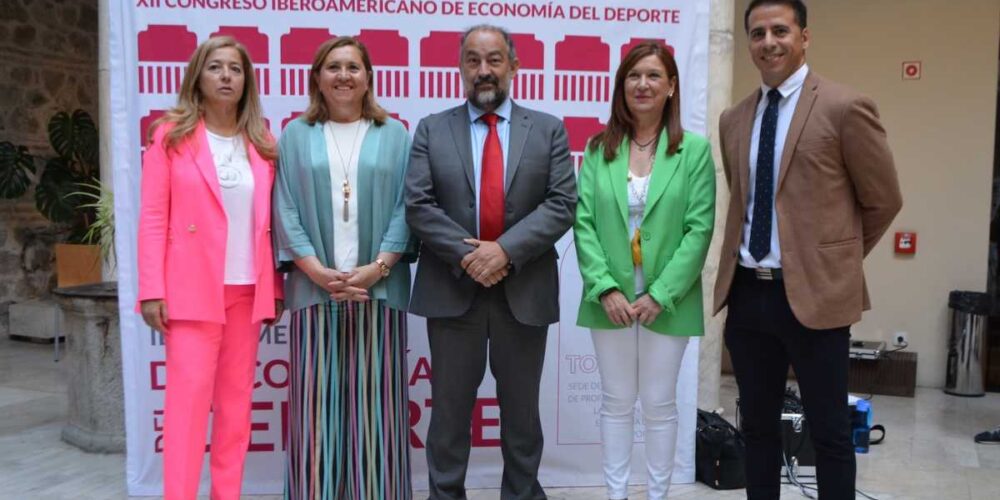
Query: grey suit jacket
405,102,577,326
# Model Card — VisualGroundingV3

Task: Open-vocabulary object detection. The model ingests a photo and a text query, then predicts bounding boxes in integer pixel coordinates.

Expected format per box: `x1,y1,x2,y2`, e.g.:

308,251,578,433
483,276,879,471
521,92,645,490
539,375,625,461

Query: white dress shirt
739,63,810,269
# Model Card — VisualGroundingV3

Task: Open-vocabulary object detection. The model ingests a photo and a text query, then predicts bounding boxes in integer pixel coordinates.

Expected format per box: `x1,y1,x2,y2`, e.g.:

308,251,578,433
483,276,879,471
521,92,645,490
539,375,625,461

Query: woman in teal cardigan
272,37,416,499
574,41,716,500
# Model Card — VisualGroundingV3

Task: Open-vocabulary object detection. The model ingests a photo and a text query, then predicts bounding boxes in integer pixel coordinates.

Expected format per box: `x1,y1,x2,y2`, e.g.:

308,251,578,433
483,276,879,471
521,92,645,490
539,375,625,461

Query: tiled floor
2,334,1000,499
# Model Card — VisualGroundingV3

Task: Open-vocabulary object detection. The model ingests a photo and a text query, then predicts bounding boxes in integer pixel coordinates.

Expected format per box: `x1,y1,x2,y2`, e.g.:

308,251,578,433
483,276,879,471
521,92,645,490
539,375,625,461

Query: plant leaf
72,109,99,167
72,179,115,263
0,141,35,199
47,111,75,159
35,157,79,222
47,110,97,168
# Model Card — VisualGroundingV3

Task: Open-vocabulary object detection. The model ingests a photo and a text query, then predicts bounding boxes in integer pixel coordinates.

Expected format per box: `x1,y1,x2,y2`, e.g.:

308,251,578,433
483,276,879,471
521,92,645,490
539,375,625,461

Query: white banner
110,0,710,494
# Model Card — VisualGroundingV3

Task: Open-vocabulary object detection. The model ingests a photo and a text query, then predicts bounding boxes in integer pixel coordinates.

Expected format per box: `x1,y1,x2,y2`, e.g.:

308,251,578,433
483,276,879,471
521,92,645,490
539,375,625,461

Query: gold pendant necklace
328,120,362,222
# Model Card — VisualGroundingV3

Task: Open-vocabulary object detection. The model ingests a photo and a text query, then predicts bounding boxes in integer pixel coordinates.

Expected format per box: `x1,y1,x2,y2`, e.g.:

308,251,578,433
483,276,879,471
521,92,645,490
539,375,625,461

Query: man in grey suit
405,24,577,500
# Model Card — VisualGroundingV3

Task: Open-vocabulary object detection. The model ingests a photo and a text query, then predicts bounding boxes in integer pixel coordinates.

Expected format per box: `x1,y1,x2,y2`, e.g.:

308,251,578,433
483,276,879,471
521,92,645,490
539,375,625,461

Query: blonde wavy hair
149,36,276,160
302,37,388,126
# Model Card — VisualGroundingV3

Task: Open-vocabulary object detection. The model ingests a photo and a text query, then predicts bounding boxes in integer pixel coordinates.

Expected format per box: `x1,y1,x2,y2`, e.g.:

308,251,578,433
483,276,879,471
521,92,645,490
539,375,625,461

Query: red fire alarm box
894,232,916,254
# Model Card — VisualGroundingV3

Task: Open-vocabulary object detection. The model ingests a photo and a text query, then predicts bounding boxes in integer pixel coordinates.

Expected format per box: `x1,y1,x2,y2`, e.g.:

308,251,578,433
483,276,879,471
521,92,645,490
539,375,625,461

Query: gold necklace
328,120,362,222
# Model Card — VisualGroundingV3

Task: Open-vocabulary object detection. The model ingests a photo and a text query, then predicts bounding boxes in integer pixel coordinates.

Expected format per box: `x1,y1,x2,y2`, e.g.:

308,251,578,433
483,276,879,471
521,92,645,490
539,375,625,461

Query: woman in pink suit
137,35,284,500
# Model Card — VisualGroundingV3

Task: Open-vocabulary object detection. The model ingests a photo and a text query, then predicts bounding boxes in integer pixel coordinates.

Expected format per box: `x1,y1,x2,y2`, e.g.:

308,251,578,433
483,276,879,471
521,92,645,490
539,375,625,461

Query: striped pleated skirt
285,299,412,500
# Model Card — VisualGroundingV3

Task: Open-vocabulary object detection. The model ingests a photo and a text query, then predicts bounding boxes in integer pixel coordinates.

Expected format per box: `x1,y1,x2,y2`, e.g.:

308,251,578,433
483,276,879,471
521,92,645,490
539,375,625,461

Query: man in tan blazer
714,1,902,498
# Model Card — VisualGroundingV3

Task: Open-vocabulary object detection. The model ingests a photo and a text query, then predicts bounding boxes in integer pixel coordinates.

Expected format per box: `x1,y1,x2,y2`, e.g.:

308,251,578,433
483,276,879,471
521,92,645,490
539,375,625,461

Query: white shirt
467,98,512,237
740,63,810,269
324,119,370,272
206,130,256,284
627,172,650,294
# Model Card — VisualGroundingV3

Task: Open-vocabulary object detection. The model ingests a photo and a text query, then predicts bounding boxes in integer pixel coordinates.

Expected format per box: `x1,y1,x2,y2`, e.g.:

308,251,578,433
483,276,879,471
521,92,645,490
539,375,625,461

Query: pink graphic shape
211,26,271,95
554,36,611,102
419,32,463,99
389,113,410,130
282,111,303,130
138,25,197,62
563,117,605,169
511,33,543,69
620,38,675,59
356,29,410,98
281,28,335,64
137,25,197,94
555,36,609,72
140,110,167,150
510,34,544,101
280,28,336,96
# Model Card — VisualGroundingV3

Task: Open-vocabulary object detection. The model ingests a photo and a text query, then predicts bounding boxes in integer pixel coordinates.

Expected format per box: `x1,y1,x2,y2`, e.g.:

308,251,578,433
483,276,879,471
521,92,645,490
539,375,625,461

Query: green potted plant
0,109,102,287
72,178,115,270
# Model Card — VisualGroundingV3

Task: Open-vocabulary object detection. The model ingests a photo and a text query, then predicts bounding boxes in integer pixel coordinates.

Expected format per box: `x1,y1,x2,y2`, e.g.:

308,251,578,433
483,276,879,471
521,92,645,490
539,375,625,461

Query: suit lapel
776,73,819,193
736,90,759,211
505,103,531,191
643,128,682,219
190,121,224,211
609,141,629,228
447,107,475,194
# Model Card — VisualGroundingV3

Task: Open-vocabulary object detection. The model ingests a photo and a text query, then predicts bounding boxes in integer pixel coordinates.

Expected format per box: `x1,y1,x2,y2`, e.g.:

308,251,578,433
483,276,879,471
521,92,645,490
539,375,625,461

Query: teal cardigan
273,117,416,312
574,130,716,335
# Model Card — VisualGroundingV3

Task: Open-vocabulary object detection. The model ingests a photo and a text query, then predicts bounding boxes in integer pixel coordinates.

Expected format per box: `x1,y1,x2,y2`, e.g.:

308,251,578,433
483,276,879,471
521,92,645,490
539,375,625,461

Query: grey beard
470,87,506,110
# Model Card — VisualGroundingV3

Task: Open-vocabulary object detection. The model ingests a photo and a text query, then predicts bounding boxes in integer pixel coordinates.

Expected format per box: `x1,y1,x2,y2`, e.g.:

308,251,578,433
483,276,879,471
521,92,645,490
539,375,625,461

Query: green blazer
574,129,716,335
273,117,416,312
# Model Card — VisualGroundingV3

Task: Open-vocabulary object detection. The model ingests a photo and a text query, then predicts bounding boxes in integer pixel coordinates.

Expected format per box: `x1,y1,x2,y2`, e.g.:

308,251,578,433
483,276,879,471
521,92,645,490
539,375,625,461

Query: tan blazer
714,71,902,330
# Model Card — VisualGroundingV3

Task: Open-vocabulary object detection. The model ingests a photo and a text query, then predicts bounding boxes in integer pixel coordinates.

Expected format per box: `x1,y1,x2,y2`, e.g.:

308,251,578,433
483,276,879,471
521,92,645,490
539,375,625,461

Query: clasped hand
600,291,663,327
461,238,509,287
312,264,381,302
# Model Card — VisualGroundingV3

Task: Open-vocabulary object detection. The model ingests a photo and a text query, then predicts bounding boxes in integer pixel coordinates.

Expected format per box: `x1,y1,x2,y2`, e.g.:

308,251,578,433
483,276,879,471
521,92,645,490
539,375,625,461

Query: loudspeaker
780,412,816,484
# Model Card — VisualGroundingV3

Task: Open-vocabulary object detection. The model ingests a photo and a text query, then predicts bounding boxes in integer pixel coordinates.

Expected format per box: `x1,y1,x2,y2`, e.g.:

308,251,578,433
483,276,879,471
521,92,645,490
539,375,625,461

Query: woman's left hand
343,263,382,296
265,300,285,325
632,294,663,326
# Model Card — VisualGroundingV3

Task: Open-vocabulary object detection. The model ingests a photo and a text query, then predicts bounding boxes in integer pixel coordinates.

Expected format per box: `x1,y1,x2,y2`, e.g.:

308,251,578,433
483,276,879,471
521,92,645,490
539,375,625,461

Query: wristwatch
374,258,391,278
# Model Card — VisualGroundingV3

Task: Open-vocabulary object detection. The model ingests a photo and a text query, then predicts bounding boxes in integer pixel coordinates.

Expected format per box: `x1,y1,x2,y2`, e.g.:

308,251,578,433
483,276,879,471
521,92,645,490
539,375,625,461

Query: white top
740,63,810,269
206,130,256,284
628,172,650,294
324,119,370,272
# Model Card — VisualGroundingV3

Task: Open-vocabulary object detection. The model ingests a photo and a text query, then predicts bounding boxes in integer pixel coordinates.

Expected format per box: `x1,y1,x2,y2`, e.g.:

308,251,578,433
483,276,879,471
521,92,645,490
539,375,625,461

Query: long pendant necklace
328,120,362,222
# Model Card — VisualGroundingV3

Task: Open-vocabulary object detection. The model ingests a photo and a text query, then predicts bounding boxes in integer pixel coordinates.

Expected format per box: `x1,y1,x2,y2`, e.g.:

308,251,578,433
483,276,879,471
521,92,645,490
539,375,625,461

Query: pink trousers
163,284,260,500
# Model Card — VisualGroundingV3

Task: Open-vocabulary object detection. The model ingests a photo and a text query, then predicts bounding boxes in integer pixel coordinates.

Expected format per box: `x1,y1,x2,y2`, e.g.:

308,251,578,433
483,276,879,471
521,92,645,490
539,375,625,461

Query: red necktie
479,113,504,241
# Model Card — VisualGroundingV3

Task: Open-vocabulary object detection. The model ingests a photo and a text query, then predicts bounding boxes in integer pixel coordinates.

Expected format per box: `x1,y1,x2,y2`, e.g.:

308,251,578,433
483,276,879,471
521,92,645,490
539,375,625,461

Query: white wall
731,0,1000,387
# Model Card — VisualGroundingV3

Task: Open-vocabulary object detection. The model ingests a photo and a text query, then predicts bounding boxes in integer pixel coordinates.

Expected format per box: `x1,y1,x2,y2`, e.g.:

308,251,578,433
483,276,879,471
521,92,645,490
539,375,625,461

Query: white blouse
324,119,370,271
206,130,256,284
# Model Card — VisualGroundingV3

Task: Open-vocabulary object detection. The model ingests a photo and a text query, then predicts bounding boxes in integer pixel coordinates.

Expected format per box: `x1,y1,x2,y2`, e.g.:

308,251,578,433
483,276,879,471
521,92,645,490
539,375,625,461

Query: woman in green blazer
574,41,716,500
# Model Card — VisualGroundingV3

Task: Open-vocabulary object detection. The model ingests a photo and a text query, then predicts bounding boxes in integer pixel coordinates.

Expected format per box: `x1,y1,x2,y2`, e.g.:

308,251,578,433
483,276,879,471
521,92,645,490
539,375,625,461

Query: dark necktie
749,88,782,262
479,113,504,241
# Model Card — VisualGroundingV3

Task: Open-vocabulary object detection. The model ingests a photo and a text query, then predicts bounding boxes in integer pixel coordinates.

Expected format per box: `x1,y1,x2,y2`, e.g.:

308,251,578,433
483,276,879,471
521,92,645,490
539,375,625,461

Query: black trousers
425,285,548,500
724,267,856,499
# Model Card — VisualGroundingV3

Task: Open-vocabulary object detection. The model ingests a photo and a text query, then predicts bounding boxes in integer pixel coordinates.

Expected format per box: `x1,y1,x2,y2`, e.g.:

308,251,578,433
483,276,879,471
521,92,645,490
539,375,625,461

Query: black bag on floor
695,409,746,490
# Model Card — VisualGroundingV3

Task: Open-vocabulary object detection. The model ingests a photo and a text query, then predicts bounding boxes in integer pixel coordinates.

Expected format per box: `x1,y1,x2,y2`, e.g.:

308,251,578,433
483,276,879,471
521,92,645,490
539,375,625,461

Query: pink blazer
137,120,283,324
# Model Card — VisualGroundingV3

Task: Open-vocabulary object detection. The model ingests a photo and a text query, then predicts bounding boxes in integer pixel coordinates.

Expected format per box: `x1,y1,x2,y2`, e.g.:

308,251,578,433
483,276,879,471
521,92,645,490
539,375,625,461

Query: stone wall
0,0,99,333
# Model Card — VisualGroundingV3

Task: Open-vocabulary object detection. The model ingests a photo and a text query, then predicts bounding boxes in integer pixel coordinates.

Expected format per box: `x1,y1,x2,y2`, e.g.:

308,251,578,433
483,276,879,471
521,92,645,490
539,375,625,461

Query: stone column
55,282,124,453
698,0,735,411
98,0,116,282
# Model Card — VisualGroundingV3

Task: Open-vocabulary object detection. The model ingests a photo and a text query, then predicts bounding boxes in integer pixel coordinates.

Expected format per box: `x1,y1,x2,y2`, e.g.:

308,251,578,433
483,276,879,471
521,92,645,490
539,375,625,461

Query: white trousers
591,325,689,500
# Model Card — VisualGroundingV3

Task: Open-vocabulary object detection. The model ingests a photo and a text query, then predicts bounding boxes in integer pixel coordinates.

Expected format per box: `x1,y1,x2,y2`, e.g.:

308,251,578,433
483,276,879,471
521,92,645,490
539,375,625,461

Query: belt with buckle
739,266,783,281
